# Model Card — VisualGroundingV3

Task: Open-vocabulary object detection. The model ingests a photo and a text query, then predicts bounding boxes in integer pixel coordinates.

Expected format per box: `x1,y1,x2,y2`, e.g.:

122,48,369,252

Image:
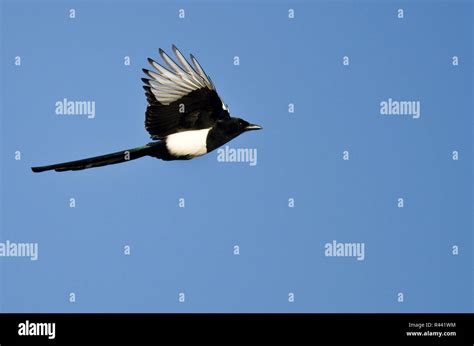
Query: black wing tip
159,48,174,62
189,53,202,69
142,69,154,78
141,77,151,85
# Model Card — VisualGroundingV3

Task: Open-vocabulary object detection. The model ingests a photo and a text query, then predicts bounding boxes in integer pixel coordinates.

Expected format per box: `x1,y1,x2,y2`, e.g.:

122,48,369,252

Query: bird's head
217,117,262,139
206,117,262,152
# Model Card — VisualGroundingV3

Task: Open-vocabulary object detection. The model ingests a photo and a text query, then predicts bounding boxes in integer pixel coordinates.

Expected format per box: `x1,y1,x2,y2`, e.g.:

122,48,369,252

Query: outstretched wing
142,45,230,139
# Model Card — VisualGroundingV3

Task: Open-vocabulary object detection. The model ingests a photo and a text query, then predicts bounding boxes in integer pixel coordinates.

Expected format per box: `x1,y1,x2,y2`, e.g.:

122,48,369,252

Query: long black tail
31,142,164,173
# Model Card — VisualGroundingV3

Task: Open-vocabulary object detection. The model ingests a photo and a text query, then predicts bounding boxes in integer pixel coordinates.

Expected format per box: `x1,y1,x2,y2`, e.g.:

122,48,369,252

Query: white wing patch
165,128,211,157
144,45,215,105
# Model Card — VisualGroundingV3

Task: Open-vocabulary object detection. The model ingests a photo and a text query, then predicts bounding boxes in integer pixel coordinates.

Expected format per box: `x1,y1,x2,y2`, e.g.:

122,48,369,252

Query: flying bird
31,45,262,173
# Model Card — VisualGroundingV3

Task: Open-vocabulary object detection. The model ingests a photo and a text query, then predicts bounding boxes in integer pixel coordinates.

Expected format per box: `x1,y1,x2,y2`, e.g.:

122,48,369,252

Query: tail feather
31,143,161,173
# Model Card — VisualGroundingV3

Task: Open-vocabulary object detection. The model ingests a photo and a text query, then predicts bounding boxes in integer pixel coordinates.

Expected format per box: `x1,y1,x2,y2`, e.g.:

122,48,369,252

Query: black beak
244,124,263,131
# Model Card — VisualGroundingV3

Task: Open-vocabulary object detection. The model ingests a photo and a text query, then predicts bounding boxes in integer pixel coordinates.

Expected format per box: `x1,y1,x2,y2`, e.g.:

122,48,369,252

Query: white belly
165,128,211,157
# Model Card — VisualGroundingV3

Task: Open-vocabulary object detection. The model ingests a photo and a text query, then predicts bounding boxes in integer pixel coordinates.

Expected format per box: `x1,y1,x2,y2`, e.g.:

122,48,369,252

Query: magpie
31,45,262,173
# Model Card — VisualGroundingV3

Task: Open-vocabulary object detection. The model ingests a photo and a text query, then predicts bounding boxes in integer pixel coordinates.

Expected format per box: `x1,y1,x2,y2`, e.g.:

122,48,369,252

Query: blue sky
0,0,472,312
